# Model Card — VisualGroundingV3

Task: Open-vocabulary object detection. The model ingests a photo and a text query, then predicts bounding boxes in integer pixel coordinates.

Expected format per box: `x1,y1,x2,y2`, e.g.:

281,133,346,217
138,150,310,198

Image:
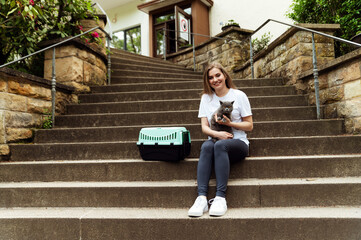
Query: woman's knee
214,140,229,152
201,140,214,152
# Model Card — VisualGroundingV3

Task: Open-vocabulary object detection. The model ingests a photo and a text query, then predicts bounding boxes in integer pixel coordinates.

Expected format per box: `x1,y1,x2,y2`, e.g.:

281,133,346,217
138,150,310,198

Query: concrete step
2,207,360,240
2,155,361,182
35,119,344,143
68,96,308,114
110,48,186,67
110,76,199,84
1,177,361,208
78,87,297,103
9,135,361,161
67,96,308,114
111,57,188,70
55,107,317,128
111,69,202,79
91,78,284,93
91,78,287,93
112,63,202,76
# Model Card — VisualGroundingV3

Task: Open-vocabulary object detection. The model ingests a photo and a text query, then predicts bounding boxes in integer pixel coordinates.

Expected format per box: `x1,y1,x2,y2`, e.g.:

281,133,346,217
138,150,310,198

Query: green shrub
0,0,96,72
252,32,272,55
286,0,361,56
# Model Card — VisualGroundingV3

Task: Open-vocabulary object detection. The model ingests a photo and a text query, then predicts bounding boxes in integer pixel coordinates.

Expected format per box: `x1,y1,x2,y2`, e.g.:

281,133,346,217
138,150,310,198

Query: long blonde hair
202,62,236,95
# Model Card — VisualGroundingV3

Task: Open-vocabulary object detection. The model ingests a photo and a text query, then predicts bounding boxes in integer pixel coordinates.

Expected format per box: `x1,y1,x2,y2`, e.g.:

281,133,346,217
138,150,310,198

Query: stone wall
167,26,253,73
233,24,340,91
43,39,107,93
0,68,77,159
42,15,108,93
299,48,361,134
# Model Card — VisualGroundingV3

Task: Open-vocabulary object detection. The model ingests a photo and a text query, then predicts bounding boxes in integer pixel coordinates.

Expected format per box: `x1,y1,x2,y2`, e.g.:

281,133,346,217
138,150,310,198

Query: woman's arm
216,115,253,132
201,117,233,140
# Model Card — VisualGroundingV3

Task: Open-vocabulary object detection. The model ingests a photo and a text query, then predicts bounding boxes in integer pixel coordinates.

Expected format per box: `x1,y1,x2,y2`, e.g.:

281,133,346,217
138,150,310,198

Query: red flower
29,0,34,6
78,25,83,31
91,32,99,38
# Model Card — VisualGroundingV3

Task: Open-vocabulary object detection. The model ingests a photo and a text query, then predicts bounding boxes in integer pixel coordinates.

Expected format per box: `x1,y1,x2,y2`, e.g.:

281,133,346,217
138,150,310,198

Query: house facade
98,0,293,57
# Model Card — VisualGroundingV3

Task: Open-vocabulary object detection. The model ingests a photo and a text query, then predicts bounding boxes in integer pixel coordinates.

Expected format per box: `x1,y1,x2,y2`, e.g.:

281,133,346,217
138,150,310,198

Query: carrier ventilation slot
140,132,178,141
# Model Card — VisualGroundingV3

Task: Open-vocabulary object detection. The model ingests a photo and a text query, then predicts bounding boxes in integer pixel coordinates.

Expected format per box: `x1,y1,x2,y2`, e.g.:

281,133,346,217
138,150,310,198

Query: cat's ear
231,101,234,104
219,100,223,105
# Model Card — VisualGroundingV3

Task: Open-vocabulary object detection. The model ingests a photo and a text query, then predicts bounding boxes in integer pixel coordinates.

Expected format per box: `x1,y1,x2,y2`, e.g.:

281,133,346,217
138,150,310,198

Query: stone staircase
1,48,361,239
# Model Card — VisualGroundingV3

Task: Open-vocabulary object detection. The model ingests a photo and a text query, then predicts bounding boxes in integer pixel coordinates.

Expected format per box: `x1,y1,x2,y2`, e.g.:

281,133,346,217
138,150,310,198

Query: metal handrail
249,19,361,119
0,5,113,127
163,19,361,120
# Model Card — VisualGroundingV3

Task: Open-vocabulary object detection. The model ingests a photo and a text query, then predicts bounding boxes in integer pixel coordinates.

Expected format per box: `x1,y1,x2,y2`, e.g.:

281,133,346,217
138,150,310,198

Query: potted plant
221,20,240,31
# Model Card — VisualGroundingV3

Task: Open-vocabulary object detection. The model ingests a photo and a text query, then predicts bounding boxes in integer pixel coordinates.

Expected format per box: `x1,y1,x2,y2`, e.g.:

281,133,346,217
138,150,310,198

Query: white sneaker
188,196,208,217
209,196,227,216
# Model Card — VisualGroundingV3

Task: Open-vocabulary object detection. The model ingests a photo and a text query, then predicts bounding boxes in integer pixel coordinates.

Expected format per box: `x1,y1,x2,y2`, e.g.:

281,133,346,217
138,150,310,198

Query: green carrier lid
137,127,191,146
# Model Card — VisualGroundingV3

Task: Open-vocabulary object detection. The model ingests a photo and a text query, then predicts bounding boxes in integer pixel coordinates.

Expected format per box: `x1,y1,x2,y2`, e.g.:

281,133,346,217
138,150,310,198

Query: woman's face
208,67,227,92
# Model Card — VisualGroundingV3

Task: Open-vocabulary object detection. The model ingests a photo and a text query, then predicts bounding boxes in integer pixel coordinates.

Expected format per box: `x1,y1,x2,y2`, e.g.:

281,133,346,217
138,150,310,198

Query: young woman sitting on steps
188,62,253,217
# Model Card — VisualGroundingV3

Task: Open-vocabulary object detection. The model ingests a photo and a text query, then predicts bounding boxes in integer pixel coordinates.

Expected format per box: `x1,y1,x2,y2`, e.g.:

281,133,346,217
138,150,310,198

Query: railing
163,19,361,120
0,4,112,127
249,19,361,119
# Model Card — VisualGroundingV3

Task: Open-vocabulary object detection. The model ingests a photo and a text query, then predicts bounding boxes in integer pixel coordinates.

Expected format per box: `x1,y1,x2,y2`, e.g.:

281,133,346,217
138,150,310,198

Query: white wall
209,0,294,41
106,0,150,55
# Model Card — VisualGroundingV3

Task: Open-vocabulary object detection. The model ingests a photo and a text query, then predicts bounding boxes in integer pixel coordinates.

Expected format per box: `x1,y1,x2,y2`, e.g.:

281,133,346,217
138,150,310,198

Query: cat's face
219,101,234,114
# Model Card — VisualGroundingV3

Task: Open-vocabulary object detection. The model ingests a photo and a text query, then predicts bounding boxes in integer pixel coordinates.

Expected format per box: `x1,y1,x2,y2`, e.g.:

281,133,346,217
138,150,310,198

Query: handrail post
250,37,254,79
107,36,111,85
192,34,196,71
312,33,321,119
51,47,56,127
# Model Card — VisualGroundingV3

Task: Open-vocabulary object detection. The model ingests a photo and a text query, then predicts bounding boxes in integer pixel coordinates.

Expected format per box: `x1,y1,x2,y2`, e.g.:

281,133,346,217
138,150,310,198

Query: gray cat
210,101,234,142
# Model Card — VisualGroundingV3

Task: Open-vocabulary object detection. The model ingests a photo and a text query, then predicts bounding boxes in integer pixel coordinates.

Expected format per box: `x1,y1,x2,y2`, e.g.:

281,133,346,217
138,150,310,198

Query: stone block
327,61,361,87
5,111,42,128
323,102,339,119
6,128,33,143
95,57,107,73
0,144,9,155
84,62,106,86
44,56,83,83
273,44,287,58
0,93,27,112
344,116,361,134
80,19,105,30
78,49,97,65
8,81,51,100
345,80,361,100
27,98,52,115
336,97,361,118
0,80,6,92
0,110,5,144
44,46,77,60
320,85,344,104
8,81,35,97
66,82,91,94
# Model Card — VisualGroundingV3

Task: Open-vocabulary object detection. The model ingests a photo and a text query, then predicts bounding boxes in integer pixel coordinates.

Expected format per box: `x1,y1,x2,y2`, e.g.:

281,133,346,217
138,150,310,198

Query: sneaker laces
208,197,225,206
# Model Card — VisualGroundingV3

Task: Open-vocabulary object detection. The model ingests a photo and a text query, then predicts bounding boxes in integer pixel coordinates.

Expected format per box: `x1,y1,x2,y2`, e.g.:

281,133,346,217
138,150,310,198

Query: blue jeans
197,139,249,198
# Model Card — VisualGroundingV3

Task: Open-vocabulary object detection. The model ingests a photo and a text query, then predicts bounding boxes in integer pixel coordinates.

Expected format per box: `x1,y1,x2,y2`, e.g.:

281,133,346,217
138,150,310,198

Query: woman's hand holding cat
215,114,231,126
214,131,233,140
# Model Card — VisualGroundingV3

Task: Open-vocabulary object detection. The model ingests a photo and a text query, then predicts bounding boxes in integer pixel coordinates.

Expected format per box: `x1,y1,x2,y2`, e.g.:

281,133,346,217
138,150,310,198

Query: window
112,26,141,54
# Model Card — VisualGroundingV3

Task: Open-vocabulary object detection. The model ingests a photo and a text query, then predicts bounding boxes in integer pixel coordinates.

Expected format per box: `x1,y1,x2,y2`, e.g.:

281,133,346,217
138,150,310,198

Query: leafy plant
41,109,53,129
224,19,240,27
252,32,272,54
0,0,96,72
286,0,361,56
